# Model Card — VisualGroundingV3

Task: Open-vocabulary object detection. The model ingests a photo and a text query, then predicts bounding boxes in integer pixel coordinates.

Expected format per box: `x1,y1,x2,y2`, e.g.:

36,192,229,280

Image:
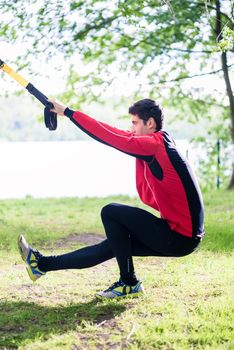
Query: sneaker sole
18,235,41,282
17,234,27,263
96,291,143,299
26,265,39,282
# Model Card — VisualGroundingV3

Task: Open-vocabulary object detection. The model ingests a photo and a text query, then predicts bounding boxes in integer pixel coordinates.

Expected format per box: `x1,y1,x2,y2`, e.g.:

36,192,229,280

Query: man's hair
128,98,164,131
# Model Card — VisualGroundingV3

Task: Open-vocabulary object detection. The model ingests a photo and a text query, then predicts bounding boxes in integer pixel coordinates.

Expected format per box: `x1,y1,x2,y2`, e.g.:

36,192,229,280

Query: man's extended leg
18,234,115,282
19,232,158,277
38,239,114,272
18,224,161,284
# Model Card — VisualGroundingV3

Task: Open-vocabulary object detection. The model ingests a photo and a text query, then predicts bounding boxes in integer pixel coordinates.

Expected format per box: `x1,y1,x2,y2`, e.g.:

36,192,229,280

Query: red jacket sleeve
68,109,161,158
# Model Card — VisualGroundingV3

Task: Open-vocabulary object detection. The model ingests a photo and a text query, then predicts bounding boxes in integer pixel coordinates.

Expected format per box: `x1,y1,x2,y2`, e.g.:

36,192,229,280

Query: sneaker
96,279,145,299
17,234,45,282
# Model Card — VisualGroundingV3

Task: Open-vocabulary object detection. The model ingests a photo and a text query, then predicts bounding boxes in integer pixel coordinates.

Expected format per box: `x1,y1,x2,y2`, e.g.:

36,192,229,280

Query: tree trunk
228,166,234,189
221,51,234,189
216,0,234,189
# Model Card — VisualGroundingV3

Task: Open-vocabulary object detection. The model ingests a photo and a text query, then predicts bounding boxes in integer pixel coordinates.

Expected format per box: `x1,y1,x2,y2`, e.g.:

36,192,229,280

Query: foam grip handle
44,103,57,131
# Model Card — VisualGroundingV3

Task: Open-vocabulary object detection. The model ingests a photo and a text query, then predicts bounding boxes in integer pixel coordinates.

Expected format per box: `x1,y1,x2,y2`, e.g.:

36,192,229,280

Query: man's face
130,114,156,136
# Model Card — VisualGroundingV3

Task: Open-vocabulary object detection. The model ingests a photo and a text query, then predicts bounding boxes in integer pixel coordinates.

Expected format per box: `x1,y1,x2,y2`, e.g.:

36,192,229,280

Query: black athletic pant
38,203,201,285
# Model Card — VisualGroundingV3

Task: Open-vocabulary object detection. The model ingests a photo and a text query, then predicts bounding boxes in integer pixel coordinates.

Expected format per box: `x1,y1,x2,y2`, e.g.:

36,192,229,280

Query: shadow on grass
0,298,126,348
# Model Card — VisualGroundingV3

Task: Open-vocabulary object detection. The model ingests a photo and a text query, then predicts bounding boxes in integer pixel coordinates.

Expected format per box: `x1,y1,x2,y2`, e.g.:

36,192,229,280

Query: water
0,140,194,199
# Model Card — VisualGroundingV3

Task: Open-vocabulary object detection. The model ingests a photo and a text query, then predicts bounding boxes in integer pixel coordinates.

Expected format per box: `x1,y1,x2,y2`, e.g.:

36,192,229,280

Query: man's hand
49,99,67,116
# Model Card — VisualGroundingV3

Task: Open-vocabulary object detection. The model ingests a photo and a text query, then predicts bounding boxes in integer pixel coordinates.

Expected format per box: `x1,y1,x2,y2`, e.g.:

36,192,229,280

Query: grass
0,191,234,349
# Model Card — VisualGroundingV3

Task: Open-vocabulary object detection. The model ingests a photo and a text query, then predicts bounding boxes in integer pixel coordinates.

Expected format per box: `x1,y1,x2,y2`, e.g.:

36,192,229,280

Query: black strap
26,83,48,106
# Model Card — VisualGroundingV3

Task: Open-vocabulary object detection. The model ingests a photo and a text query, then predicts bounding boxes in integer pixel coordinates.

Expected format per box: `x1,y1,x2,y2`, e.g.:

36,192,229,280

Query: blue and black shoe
18,234,45,282
96,279,145,299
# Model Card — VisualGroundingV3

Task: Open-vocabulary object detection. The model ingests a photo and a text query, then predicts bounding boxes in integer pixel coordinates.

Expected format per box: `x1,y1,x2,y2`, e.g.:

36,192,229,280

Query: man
18,98,204,299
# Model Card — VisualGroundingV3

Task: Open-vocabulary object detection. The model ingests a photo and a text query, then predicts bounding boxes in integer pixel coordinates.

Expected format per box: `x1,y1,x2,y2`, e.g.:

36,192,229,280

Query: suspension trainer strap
0,59,57,130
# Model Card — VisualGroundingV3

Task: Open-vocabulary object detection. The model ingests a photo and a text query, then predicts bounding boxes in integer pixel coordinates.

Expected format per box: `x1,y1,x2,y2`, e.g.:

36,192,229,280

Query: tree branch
195,1,233,24
73,14,121,40
131,38,212,54
158,64,234,83
154,46,212,54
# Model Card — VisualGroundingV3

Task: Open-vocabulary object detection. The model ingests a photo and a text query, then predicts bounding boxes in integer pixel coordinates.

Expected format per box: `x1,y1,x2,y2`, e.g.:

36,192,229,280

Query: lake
0,140,196,199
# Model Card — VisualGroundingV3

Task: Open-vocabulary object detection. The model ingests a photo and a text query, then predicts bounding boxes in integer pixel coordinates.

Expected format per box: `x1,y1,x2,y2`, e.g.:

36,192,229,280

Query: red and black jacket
64,108,204,239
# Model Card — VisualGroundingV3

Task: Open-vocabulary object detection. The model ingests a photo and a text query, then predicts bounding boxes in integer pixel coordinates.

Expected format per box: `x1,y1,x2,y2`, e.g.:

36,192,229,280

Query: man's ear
148,117,157,130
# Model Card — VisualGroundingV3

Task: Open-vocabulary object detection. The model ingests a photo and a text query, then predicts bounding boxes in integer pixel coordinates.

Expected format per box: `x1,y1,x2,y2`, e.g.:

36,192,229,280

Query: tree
1,0,234,187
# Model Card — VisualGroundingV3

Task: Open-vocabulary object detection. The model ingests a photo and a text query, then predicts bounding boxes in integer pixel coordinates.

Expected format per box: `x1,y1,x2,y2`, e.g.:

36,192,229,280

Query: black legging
38,203,201,285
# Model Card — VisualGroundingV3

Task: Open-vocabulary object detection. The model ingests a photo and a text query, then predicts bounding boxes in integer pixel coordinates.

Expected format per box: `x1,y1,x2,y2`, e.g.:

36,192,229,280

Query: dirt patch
44,233,105,249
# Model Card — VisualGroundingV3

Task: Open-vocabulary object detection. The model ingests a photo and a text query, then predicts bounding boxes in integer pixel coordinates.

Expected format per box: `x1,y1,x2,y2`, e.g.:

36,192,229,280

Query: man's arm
50,100,160,160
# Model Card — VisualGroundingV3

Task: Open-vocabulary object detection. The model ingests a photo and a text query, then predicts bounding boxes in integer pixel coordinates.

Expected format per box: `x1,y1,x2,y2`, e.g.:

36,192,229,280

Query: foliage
0,1,232,102
191,105,232,190
194,138,231,191
217,25,234,52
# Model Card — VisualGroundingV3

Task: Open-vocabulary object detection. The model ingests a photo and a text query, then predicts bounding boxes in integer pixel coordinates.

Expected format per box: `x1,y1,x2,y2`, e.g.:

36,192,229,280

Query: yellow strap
1,63,29,88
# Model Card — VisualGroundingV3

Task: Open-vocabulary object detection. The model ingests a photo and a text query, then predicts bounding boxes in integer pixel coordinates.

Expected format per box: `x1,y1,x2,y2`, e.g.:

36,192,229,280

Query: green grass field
0,191,233,350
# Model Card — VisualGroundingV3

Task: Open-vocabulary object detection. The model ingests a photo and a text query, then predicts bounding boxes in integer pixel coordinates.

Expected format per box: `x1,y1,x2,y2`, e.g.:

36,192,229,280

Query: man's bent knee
101,203,120,220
